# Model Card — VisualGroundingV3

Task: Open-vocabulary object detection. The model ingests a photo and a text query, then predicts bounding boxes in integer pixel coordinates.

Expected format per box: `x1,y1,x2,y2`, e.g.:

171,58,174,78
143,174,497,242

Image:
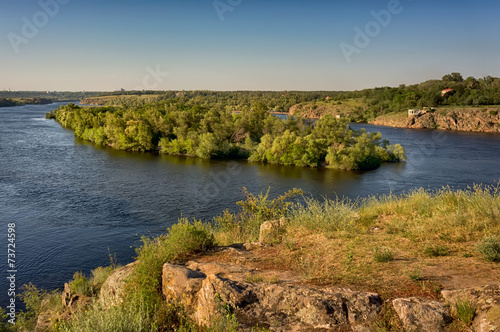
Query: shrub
476,236,500,262
15,284,49,331
489,110,498,116
70,272,94,297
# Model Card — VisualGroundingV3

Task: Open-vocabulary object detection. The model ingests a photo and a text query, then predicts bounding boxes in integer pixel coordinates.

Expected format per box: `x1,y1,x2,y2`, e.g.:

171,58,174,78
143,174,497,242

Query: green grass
454,298,476,325
58,298,155,332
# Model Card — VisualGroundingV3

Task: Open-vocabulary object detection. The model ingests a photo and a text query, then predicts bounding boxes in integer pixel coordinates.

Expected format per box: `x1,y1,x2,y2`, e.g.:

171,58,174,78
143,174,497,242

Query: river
1,102,500,308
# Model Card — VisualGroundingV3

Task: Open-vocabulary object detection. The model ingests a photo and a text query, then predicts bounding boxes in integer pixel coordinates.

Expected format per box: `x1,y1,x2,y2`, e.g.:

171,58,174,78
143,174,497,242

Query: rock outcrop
99,261,138,307
371,108,500,133
392,297,452,331
442,285,500,332
162,261,382,330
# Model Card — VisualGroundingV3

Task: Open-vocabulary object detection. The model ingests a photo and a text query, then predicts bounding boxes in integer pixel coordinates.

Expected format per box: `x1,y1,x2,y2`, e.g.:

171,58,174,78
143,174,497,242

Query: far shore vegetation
4,184,500,331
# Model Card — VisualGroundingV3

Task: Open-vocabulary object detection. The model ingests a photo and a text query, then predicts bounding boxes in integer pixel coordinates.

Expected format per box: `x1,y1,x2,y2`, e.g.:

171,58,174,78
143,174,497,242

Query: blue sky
1,0,499,91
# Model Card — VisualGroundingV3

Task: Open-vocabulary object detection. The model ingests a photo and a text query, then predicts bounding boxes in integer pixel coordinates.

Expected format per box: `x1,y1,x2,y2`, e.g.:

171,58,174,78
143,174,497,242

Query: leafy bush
476,236,500,262
14,284,51,331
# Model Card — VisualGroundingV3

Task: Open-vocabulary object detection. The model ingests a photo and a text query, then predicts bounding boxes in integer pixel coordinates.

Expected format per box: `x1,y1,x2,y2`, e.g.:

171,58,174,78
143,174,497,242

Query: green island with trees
46,100,406,170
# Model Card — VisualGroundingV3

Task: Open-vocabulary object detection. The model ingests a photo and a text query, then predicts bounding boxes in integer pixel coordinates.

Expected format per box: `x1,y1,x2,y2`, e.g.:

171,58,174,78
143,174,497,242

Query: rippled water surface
1,103,500,307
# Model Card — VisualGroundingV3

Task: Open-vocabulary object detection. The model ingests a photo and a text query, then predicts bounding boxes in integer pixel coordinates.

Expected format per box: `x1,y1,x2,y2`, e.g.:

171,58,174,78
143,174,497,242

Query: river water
1,102,500,307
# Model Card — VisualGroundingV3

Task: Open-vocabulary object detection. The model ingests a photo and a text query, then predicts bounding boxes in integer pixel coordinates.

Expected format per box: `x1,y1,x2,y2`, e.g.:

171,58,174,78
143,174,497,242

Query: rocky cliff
371,108,500,133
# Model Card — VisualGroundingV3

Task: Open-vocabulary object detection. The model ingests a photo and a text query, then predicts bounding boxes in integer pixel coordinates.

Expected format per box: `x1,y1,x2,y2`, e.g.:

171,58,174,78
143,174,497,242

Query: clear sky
1,0,499,91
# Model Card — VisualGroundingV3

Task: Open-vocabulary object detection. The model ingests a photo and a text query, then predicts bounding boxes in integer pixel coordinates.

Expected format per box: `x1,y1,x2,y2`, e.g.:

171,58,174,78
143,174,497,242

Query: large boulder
162,261,382,330
99,261,138,307
162,263,206,310
392,297,452,332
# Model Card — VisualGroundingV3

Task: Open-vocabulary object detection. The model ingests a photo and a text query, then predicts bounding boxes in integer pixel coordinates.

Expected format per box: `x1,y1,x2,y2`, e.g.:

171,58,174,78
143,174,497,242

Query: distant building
408,109,424,117
441,88,454,96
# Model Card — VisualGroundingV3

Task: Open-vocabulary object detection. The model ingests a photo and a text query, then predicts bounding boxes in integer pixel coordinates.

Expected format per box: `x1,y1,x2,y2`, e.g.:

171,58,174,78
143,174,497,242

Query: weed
245,273,264,283
15,283,60,331
424,245,449,257
214,187,303,245
373,246,394,263
288,195,358,238
406,268,422,282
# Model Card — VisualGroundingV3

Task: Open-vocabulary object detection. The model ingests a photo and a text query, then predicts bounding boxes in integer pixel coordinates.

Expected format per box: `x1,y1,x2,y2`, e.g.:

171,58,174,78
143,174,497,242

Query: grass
454,298,477,325
245,273,264,283
58,298,156,332
251,184,500,296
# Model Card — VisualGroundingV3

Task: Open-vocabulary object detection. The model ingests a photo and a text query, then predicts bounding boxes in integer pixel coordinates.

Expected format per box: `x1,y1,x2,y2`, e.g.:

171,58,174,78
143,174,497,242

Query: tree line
80,73,500,122
337,73,500,121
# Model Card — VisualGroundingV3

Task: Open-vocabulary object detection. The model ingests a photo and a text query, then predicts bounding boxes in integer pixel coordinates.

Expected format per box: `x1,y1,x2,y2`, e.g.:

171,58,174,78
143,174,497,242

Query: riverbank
13,185,500,331
0,97,53,108
371,108,500,133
